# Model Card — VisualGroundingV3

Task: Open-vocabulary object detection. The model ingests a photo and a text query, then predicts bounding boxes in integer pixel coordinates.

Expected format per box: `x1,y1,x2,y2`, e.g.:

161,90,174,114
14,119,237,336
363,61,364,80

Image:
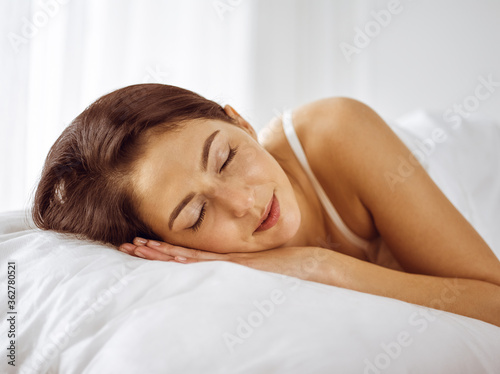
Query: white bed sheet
1,111,500,374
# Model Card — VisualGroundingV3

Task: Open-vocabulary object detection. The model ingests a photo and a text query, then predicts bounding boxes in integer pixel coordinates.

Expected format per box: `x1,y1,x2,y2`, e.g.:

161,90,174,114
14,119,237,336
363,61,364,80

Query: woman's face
131,106,301,253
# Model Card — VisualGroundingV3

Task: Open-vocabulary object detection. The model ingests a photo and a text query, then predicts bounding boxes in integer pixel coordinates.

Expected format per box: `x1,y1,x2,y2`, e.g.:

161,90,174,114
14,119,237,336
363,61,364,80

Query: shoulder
291,96,425,211
261,96,398,198
261,97,387,239
293,99,500,283
290,97,394,189
293,97,388,151
261,97,379,155
261,96,392,197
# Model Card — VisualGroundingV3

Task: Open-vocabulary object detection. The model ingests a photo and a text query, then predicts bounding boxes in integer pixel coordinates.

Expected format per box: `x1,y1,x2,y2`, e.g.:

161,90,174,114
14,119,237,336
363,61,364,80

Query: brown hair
32,83,236,247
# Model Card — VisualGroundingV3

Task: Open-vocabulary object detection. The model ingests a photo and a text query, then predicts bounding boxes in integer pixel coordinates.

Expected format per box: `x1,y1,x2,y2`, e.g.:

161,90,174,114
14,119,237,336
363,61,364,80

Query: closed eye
190,203,206,232
219,146,238,173
190,146,238,232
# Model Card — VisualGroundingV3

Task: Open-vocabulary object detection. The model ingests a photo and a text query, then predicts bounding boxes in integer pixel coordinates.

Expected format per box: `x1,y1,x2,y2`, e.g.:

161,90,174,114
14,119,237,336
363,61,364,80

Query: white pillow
1,210,500,374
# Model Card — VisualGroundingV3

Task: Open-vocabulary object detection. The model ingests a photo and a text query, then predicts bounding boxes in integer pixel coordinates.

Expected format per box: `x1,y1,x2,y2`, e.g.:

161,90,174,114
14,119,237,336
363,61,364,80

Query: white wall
356,0,500,121
1,0,499,211
236,0,500,125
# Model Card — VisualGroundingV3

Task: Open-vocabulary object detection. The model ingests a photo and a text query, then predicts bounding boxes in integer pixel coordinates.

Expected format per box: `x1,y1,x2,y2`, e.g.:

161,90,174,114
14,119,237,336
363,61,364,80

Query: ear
223,104,258,141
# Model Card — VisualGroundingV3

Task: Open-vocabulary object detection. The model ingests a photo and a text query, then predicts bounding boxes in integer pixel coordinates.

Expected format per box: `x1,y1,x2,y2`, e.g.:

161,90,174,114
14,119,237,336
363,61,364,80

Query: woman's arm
316,247,500,327
305,97,500,286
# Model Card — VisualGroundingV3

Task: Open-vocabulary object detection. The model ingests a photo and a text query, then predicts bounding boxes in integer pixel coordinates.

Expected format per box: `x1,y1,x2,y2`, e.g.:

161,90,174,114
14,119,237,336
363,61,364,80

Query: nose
208,181,255,218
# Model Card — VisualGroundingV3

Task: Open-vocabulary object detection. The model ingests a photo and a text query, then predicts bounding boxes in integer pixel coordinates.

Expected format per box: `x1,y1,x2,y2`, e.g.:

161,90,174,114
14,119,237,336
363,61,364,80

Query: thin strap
282,110,371,252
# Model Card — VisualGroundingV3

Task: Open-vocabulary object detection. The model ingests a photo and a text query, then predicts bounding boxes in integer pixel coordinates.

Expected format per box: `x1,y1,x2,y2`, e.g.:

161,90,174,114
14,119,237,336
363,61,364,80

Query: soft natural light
1,0,500,211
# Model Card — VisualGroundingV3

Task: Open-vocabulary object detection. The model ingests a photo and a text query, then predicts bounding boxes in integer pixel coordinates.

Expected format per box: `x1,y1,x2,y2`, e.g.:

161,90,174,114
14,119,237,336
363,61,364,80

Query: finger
136,245,201,264
133,237,149,246
118,243,137,255
119,242,175,261
134,245,177,262
133,238,182,257
138,238,225,261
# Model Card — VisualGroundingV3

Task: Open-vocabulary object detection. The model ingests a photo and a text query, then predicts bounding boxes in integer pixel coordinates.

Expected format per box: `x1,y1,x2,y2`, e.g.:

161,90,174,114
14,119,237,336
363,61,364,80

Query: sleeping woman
32,84,500,327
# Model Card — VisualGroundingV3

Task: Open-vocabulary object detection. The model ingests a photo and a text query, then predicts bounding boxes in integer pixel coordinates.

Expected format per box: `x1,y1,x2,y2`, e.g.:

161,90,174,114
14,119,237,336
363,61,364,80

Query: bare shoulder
261,97,372,160
262,98,500,283
292,97,404,191
294,98,500,283
261,97,384,241
293,98,385,237
292,97,386,158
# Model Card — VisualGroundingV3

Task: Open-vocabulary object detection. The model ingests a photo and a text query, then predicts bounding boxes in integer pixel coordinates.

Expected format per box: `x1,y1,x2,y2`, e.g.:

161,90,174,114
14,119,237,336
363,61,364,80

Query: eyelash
219,146,238,173
190,146,239,232
191,203,206,232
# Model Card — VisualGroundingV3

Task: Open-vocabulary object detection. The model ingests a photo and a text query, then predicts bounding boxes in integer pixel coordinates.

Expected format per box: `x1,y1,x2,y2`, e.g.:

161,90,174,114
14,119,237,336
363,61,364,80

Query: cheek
196,229,240,252
181,219,241,252
238,145,274,178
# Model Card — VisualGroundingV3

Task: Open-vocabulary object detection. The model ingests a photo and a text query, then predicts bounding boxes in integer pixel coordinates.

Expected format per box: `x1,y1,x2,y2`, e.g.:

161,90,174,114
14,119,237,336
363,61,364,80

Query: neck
277,159,330,249
260,124,330,250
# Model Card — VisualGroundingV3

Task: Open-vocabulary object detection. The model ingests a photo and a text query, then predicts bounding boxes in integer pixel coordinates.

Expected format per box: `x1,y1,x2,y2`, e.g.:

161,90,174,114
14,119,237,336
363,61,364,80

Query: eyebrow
168,129,220,230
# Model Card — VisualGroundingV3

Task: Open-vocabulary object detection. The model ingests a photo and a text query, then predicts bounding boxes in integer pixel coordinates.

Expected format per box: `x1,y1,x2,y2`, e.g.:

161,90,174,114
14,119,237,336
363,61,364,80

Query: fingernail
134,237,147,245
148,240,161,246
176,256,187,262
135,250,146,258
121,243,135,251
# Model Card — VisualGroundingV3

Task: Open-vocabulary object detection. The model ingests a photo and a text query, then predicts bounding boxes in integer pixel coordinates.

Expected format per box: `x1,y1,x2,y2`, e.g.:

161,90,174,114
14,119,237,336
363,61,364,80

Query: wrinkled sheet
1,111,500,374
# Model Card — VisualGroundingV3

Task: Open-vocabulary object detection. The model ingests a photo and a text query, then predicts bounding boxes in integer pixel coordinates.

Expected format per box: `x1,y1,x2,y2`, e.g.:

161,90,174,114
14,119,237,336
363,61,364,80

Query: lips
259,196,273,226
254,192,280,233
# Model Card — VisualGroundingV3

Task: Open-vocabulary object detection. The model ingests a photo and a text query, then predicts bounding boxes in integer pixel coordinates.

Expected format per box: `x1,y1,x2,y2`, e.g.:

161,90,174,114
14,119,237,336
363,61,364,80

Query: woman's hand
119,237,227,263
118,238,334,283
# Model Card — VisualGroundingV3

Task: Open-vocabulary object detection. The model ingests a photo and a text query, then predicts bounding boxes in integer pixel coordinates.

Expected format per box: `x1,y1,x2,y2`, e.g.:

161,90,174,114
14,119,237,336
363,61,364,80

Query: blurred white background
1,0,499,211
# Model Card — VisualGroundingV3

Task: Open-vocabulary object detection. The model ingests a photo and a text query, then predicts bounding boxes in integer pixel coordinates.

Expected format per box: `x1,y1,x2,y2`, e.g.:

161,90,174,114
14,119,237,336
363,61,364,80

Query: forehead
133,119,214,189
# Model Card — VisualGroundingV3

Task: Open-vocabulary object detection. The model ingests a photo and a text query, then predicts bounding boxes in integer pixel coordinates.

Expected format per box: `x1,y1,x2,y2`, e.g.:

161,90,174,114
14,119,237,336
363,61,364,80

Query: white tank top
281,110,403,270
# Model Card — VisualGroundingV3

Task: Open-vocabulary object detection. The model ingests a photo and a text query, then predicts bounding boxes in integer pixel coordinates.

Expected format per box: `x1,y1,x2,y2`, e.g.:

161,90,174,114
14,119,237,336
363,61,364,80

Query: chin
263,205,301,250
278,209,301,244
